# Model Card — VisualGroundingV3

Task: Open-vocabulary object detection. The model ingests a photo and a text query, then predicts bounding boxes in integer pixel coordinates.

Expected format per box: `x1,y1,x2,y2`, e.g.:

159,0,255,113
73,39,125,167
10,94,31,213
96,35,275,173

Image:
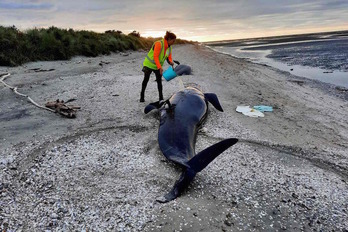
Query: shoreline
205,44,348,97
1,44,348,231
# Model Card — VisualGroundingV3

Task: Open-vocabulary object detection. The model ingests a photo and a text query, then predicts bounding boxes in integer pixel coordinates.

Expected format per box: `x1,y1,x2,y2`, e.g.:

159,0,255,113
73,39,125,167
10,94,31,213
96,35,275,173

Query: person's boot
159,94,164,101
140,92,145,102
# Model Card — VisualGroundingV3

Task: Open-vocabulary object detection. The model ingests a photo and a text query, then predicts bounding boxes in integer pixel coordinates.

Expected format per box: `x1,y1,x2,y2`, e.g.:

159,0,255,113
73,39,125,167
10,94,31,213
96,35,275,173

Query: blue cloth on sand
253,105,273,112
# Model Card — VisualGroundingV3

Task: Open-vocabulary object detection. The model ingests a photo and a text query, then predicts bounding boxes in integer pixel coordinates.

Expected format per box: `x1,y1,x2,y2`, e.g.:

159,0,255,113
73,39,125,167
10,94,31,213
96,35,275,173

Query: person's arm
168,53,174,67
153,41,162,69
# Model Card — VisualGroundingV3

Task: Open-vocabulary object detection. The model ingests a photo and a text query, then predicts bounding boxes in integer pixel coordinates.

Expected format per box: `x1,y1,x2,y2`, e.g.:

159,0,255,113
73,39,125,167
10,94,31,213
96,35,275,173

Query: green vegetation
0,26,193,66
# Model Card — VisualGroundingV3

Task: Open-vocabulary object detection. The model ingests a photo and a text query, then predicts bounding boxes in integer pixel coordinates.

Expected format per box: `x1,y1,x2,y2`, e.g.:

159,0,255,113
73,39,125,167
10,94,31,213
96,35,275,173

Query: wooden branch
0,73,13,89
1,73,56,113
45,100,79,118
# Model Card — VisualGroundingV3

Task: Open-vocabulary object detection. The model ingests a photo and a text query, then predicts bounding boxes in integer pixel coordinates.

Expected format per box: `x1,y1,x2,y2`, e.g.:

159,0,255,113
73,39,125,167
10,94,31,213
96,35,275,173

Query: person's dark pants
140,67,163,101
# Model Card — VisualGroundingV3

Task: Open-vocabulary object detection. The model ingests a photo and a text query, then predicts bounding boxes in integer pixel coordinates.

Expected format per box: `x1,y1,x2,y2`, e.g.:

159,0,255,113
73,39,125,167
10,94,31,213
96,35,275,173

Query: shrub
128,30,140,38
0,25,194,66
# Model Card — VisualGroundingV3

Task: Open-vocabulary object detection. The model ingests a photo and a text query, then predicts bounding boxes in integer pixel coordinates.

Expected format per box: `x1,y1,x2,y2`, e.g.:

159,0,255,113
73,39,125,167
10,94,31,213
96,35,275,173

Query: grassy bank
0,26,193,66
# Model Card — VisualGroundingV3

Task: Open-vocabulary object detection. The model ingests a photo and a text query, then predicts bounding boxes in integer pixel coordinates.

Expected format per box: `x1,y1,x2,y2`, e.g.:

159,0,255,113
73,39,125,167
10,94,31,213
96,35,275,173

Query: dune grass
0,26,193,66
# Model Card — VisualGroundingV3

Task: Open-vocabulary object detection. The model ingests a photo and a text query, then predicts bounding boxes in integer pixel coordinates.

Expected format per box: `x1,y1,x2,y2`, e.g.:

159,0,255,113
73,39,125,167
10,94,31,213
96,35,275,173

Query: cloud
0,1,53,10
0,0,347,41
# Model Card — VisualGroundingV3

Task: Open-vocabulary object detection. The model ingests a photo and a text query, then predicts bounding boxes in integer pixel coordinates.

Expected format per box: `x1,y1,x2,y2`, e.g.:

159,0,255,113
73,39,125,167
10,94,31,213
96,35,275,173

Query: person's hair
164,31,176,40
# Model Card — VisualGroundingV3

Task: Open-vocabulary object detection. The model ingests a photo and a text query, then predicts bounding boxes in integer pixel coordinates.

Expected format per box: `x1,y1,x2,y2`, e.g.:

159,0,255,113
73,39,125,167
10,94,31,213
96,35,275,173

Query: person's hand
170,62,175,69
160,68,163,75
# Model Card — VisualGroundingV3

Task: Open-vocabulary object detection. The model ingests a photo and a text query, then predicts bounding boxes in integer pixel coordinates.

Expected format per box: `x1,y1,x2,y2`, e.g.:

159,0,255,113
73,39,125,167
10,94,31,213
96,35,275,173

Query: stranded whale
145,86,238,203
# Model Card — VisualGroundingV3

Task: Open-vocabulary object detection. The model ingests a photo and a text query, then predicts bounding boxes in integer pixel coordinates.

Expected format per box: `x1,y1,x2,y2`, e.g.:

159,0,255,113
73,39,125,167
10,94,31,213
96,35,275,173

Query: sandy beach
1,44,347,231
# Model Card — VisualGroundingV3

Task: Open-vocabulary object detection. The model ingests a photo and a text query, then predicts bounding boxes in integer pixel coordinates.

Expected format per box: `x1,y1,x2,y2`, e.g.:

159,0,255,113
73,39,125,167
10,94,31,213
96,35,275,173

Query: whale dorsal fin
204,93,223,112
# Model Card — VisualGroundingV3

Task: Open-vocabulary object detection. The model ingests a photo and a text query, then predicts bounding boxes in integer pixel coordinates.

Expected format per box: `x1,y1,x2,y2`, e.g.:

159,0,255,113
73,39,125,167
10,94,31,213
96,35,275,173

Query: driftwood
45,99,80,118
1,73,80,118
288,79,305,86
28,68,55,72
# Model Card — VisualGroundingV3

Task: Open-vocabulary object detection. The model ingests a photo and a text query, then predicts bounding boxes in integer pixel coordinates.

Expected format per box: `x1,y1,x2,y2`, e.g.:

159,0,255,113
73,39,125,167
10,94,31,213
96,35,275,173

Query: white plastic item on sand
243,109,264,117
236,105,264,118
236,106,252,113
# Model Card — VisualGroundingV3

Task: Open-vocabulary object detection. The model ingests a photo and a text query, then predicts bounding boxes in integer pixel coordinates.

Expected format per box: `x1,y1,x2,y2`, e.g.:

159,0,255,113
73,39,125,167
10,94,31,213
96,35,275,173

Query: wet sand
0,44,347,231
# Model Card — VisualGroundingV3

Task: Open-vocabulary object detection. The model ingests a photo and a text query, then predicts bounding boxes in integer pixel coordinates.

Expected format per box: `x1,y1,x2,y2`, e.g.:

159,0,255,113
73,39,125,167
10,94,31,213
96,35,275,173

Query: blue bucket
163,67,177,81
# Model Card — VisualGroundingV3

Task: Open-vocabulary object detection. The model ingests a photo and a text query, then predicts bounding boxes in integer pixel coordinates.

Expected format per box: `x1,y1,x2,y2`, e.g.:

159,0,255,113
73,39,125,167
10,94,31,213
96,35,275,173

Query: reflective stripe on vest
145,40,164,64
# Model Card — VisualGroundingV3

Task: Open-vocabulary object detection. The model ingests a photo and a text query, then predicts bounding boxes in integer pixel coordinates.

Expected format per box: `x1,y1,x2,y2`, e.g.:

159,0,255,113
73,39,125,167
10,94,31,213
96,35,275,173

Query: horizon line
1,24,347,43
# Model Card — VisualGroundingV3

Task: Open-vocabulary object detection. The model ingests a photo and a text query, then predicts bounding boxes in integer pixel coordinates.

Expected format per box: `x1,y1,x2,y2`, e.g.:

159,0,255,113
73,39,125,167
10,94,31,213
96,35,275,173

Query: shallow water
208,35,348,88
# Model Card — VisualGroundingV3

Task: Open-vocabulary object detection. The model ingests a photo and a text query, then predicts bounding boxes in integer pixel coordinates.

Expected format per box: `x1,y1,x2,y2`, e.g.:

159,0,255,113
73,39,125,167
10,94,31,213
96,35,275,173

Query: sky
0,0,348,42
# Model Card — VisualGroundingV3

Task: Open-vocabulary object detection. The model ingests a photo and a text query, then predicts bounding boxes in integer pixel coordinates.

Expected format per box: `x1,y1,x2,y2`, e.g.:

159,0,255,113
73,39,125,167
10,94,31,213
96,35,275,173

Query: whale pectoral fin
188,138,238,173
144,103,158,114
144,100,166,114
156,168,196,203
204,93,223,112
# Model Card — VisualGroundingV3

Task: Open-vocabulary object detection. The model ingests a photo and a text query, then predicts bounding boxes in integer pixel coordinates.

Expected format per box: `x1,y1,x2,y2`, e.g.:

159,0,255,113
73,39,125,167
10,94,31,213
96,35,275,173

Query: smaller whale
145,86,238,203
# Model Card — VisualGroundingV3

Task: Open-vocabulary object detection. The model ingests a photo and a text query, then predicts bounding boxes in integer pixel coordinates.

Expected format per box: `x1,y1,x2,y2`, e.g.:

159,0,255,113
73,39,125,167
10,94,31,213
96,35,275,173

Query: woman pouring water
140,31,176,102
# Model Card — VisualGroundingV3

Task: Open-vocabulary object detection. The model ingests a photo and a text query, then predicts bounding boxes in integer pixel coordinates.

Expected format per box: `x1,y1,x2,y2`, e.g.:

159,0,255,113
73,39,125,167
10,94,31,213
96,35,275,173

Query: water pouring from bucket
163,66,185,90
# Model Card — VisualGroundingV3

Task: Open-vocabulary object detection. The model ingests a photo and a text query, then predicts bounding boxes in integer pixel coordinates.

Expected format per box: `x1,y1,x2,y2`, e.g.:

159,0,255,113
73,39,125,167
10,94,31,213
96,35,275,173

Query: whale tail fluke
157,168,196,203
188,138,238,173
157,138,238,203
